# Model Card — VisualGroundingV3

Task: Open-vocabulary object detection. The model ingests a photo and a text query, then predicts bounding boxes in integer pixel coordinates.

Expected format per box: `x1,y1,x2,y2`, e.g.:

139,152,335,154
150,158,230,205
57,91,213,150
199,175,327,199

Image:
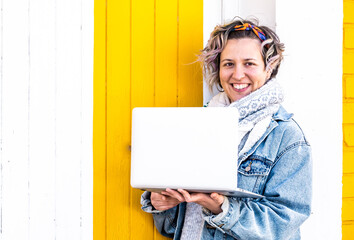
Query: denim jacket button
245,161,253,172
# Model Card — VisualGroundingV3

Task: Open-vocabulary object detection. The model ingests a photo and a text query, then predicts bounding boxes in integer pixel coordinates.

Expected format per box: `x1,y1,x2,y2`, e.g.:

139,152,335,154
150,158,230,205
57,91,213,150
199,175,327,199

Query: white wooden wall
0,0,93,239
203,0,343,239
276,0,342,238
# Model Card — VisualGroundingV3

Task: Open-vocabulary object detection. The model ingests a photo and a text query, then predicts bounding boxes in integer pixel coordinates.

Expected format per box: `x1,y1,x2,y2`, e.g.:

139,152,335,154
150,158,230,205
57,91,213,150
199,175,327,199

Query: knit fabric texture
180,203,204,240
209,79,284,155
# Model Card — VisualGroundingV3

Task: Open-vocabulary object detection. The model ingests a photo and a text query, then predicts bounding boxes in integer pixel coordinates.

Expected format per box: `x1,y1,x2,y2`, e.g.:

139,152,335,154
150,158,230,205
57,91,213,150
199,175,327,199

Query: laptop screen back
131,107,239,192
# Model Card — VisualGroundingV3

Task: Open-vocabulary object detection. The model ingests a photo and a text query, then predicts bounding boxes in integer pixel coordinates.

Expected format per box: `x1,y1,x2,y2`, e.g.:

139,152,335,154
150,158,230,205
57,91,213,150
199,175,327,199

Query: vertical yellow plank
342,198,354,221
154,2,179,239
344,1,354,238
130,0,155,239
155,0,178,108
93,0,107,239
344,147,354,173
106,0,131,239
131,0,155,108
343,223,354,240
178,0,203,107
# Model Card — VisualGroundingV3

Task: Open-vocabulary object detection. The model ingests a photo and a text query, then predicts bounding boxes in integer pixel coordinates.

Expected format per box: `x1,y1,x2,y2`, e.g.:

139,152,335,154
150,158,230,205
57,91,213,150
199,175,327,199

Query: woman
141,18,312,240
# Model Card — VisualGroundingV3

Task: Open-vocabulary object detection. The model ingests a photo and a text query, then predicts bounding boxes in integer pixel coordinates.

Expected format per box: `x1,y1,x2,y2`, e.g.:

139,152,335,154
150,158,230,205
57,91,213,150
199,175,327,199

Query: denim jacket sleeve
141,191,180,238
202,121,312,239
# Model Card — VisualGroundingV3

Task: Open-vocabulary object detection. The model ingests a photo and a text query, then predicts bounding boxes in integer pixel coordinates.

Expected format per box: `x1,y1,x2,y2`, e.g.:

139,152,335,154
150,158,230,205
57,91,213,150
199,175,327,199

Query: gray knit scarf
208,79,284,155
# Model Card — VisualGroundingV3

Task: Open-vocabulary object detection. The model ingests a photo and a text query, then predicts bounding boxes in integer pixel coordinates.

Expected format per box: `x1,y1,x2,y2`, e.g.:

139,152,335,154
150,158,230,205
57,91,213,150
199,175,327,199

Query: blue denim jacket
141,106,312,240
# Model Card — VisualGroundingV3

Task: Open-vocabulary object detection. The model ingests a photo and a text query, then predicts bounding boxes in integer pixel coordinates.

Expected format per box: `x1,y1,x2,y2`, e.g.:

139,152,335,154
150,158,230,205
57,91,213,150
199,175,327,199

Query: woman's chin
228,92,250,102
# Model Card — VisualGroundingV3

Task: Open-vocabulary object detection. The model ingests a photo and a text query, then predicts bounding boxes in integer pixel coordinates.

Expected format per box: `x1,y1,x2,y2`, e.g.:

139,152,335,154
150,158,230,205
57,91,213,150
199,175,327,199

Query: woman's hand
162,188,225,214
177,189,224,215
151,188,225,214
150,189,185,211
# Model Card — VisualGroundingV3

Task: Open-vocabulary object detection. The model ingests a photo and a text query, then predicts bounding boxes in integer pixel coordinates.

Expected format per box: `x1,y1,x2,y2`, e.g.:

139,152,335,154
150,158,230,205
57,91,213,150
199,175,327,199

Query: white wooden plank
203,0,222,104
276,0,342,239
80,0,94,238
1,0,30,239
28,0,56,239
0,0,2,232
238,0,275,29
55,0,83,238
222,0,239,23
203,0,222,47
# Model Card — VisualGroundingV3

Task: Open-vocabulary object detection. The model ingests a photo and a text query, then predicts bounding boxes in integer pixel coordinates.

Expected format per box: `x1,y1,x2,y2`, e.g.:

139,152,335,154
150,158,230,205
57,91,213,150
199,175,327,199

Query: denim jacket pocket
238,155,272,194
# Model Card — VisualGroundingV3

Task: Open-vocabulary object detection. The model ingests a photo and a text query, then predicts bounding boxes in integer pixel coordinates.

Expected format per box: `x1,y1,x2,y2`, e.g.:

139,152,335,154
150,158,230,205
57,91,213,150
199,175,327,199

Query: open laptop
130,107,263,198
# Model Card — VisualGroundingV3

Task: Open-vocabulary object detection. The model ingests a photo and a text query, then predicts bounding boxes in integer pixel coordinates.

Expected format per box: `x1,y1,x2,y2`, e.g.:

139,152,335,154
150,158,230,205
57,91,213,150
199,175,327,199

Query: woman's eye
224,62,233,67
245,62,255,66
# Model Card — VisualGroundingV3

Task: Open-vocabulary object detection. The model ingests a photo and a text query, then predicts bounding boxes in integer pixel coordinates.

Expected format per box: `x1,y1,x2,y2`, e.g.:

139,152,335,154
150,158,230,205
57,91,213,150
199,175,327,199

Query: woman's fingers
160,189,176,198
151,192,181,211
175,190,224,214
177,189,209,203
210,192,224,205
151,192,166,202
164,188,185,202
177,189,193,202
153,190,224,214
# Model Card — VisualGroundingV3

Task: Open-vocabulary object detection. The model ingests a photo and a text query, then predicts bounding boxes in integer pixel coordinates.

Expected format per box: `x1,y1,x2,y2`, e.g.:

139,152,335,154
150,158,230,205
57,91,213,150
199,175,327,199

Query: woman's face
219,38,270,102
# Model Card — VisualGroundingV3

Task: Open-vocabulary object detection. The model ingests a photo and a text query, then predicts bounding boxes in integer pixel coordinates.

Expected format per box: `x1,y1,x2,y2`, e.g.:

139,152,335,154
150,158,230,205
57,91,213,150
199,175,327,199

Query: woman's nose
232,65,245,80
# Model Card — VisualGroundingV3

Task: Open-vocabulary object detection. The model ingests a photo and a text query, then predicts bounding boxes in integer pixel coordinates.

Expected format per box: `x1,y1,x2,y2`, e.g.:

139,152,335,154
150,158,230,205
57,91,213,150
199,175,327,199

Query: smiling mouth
232,83,249,90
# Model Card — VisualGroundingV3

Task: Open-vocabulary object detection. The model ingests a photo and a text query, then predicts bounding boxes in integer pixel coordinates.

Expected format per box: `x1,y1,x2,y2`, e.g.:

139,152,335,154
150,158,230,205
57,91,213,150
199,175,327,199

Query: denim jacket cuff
140,191,165,214
203,197,240,232
212,196,230,222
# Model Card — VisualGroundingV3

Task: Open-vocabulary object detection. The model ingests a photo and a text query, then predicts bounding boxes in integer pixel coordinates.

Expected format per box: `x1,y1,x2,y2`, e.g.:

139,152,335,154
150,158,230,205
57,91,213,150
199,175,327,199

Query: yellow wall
343,0,354,239
93,0,203,239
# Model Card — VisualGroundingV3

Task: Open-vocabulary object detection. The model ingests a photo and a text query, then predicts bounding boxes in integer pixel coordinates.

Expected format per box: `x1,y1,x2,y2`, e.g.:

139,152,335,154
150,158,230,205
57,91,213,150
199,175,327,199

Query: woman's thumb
210,193,224,204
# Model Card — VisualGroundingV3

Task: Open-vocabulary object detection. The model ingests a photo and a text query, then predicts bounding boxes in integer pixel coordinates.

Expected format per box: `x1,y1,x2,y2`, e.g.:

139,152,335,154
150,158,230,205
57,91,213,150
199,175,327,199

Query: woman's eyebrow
244,58,257,61
220,58,233,62
221,57,258,62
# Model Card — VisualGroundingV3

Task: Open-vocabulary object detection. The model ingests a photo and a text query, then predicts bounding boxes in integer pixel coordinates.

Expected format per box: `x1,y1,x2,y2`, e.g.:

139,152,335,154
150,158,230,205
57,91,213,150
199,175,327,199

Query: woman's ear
266,55,280,79
266,68,273,79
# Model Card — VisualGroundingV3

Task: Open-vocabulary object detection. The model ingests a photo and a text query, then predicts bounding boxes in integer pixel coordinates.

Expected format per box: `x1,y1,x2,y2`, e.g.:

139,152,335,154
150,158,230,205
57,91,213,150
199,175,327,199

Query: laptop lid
131,107,240,192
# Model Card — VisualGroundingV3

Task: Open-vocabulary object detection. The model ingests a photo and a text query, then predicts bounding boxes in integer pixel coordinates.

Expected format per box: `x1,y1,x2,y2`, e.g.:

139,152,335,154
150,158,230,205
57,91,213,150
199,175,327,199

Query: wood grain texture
56,1,83,238
94,0,203,239
93,0,107,238
106,0,132,239
155,0,178,108
28,0,56,238
130,0,155,238
178,0,203,107
344,0,354,236
0,0,93,239
1,0,30,238
154,2,178,239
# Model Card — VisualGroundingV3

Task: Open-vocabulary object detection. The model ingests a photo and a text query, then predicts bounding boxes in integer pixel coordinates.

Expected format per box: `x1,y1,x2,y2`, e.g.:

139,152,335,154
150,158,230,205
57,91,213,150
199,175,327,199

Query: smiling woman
141,18,312,240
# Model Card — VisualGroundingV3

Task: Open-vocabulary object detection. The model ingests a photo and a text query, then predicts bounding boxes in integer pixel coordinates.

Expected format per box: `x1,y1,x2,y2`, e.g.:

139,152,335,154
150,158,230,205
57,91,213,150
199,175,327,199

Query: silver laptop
130,107,262,198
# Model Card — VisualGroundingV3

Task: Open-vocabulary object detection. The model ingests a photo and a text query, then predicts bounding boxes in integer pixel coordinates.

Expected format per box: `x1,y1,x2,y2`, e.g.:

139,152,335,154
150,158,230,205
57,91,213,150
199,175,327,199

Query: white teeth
233,83,248,90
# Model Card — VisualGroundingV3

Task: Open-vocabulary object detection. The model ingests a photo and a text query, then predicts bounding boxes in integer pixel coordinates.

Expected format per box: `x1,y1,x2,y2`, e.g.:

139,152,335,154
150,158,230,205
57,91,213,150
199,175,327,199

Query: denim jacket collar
272,105,293,122
238,105,293,164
